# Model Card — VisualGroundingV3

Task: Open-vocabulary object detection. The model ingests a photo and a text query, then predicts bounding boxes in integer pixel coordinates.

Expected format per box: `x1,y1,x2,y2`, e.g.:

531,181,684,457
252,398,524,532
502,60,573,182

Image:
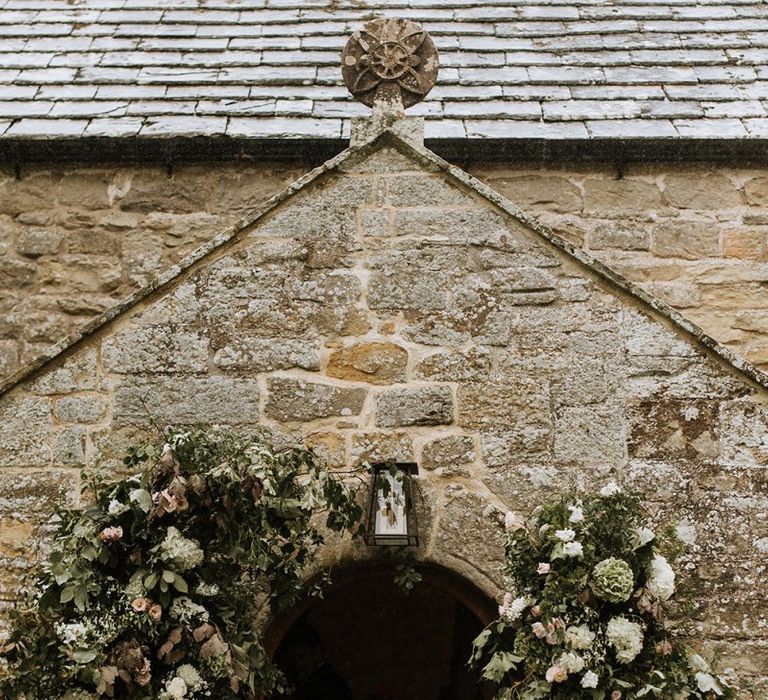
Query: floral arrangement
0,427,363,699
470,483,736,699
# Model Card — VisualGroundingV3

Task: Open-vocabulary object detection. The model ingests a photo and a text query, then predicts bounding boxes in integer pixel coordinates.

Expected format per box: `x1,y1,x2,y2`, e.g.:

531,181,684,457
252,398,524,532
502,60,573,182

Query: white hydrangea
166,676,188,700
500,595,533,622
54,622,87,646
124,571,147,599
568,504,584,524
606,616,644,664
170,597,209,624
108,499,129,516
647,554,675,601
555,529,575,542
158,527,204,572
581,670,599,689
632,526,655,549
600,481,621,497
558,651,585,674
195,582,219,597
176,664,205,693
562,541,584,557
565,624,595,650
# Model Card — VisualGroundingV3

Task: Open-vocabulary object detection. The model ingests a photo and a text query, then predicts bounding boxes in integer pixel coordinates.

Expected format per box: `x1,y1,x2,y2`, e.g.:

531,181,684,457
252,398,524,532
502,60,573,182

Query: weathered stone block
42,254,122,293
486,174,582,213
15,227,64,257
628,399,720,460
458,376,550,432
0,340,19,379
56,171,111,210
213,338,319,372
421,434,476,473
554,404,627,464
651,220,720,259
414,346,492,382
54,395,109,423
375,385,453,427
359,207,391,237
720,402,768,465
583,177,663,212
303,431,347,467
28,347,98,394
350,430,413,465
53,426,86,465
114,375,260,425
664,173,742,209
744,176,768,207
722,229,766,261
119,169,209,213
587,220,650,250
0,259,36,288
103,326,209,374
265,378,367,422
0,395,54,467
327,342,408,385
385,174,475,207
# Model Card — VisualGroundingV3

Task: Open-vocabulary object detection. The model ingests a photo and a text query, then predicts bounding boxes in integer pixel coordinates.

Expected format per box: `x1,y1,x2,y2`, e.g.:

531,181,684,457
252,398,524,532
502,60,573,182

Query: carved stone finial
341,18,439,113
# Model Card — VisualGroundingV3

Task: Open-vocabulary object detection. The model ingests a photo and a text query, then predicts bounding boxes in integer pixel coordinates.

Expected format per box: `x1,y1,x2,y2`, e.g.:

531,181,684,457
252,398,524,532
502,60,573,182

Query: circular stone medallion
341,18,439,109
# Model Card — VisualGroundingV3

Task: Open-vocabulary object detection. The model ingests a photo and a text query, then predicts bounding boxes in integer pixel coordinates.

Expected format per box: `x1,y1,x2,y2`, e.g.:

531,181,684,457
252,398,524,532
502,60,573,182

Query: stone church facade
1,118,767,691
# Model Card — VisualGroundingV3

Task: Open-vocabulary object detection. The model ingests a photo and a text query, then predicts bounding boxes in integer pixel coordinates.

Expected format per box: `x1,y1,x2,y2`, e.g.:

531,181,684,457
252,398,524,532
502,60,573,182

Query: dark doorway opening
268,563,496,700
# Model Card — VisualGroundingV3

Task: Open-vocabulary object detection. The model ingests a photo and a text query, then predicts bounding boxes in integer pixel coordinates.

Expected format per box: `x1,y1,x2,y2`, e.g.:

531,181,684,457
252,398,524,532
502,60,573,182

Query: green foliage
0,427,363,699
471,485,737,700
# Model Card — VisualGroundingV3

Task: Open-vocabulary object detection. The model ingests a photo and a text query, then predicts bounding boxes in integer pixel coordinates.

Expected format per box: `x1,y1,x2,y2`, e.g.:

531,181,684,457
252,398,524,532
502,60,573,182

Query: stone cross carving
341,18,439,113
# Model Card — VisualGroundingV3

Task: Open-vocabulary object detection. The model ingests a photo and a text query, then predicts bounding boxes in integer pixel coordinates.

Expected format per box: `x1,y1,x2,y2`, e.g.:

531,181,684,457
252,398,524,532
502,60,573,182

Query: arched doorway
266,563,497,700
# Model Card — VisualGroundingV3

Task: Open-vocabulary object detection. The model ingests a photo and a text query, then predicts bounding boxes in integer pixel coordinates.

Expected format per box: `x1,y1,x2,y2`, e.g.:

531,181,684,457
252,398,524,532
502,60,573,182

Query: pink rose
545,664,568,683
531,605,541,617
99,526,123,543
611,692,622,700
148,604,162,622
537,562,551,575
655,640,673,656
136,658,152,686
131,597,151,613
531,622,547,638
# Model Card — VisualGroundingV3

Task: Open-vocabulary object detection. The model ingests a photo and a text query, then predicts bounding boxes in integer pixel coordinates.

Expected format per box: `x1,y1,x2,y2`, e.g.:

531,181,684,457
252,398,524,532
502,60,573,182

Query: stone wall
2,158,768,384
0,139,766,693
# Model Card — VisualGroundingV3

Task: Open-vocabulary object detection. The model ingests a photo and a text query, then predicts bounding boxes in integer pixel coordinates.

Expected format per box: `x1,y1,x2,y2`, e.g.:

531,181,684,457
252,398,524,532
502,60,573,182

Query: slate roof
1,0,768,142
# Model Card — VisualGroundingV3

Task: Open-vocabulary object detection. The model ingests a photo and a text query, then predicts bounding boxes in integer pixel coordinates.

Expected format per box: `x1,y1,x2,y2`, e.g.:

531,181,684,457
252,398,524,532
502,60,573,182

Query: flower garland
470,483,736,699
0,427,363,699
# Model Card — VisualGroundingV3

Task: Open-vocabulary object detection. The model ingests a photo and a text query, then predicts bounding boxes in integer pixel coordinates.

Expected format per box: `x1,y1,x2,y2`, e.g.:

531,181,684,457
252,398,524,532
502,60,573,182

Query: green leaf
59,586,75,604
162,569,175,583
72,649,97,665
144,572,159,590
129,488,152,513
172,574,188,593
482,651,520,683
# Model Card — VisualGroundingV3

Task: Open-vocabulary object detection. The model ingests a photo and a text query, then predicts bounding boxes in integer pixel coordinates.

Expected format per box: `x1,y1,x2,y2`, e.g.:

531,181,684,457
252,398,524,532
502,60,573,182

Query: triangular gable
1,125,767,398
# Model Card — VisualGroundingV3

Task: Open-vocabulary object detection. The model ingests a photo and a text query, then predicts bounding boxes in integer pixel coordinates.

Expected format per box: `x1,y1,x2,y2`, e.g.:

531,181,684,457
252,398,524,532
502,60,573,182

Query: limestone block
587,220,650,251
0,171,57,217
114,375,260,426
551,358,612,406
42,254,122,293
118,168,210,213
326,342,408,385
720,402,768,465
375,385,453,427
303,431,347,468
102,326,209,374
664,173,742,209
583,177,663,212
628,399,720,460
0,340,19,378
27,347,98,394
744,176,768,207
485,174,582,213
53,426,86,465
421,434,476,474
722,228,766,261
0,258,36,288
359,207,391,237
458,375,550,432
350,430,413,465
15,226,64,257
53,394,109,423
391,207,527,246
414,346,492,382
651,220,721,259
385,174,476,207
265,377,366,422
213,338,319,373
0,395,54,467
554,404,627,464
56,171,111,210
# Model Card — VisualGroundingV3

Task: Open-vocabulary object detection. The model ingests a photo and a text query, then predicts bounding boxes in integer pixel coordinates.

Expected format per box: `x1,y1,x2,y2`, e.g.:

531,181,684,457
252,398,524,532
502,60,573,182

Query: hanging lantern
365,462,419,546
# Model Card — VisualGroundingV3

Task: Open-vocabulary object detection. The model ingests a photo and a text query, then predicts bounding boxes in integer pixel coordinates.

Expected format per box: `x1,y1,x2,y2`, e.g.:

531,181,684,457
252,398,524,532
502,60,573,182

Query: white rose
632,526,655,549
581,670,599,689
600,480,621,497
555,529,575,542
562,541,583,557
166,677,187,700
558,652,585,674
568,505,584,523
695,672,723,695
647,554,675,601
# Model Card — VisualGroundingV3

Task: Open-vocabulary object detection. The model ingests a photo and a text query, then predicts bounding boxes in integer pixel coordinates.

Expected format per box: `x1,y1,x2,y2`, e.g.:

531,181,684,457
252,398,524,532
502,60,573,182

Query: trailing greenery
470,483,736,700
0,427,363,699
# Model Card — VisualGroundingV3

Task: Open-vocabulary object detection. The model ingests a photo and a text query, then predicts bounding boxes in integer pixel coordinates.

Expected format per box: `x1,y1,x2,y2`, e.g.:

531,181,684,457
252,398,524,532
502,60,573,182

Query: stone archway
265,562,497,700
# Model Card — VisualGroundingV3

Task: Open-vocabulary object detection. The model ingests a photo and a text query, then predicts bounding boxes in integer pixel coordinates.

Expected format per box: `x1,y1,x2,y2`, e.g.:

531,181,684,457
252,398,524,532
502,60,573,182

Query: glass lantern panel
374,471,408,538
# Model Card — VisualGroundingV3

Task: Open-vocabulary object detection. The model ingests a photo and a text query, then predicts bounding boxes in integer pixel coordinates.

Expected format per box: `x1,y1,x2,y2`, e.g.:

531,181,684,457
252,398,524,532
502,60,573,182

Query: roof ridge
2,123,767,398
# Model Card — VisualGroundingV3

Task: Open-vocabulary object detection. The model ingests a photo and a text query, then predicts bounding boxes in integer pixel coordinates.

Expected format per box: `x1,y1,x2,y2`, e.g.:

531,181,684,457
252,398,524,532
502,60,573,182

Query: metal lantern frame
364,461,419,547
